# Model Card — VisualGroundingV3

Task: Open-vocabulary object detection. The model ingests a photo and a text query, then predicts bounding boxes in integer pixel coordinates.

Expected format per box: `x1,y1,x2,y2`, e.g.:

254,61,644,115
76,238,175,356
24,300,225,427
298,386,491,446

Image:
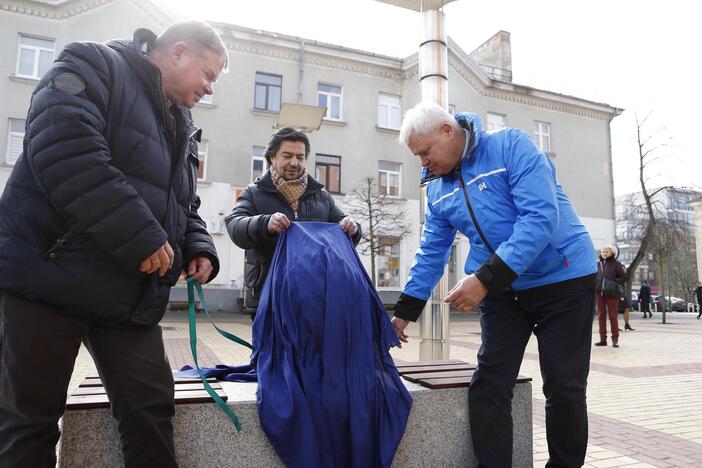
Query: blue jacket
395,113,596,321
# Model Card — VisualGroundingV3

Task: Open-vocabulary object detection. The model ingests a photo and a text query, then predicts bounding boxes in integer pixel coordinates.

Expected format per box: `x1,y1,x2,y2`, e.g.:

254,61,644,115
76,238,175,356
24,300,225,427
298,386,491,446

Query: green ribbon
186,276,253,432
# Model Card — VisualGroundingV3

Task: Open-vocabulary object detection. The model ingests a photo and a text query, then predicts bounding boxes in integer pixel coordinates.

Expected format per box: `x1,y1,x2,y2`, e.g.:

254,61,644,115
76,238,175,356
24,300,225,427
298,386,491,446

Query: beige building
0,0,622,307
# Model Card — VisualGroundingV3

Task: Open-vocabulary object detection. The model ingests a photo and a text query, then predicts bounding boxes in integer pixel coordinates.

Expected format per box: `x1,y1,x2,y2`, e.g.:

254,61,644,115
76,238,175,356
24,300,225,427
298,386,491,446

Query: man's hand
391,317,410,348
339,216,358,236
267,212,291,234
139,241,174,277
444,274,488,313
186,256,214,284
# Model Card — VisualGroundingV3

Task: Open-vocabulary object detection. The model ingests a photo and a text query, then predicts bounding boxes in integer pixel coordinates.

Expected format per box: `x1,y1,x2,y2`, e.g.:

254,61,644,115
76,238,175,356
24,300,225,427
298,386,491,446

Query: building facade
0,0,622,307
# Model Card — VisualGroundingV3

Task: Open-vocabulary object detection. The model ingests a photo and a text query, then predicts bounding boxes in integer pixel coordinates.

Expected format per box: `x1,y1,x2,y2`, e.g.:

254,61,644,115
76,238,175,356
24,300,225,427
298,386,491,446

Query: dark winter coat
595,256,626,294
639,283,652,304
0,29,218,327
225,171,361,312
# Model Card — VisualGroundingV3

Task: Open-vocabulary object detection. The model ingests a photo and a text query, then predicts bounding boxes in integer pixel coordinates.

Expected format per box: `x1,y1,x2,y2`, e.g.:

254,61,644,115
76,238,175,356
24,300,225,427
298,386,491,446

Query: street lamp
375,0,458,360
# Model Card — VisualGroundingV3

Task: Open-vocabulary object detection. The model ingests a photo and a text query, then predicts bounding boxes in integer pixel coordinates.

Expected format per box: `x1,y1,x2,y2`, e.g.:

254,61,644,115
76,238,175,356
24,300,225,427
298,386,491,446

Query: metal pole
418,6,450,361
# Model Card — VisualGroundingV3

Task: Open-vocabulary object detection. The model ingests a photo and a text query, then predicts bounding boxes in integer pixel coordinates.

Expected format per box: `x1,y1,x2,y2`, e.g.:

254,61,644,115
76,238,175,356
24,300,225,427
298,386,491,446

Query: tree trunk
366,178,376,286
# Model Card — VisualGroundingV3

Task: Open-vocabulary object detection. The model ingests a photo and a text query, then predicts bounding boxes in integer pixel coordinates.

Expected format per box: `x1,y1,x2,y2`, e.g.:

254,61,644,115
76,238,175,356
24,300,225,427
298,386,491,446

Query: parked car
652,295,688,312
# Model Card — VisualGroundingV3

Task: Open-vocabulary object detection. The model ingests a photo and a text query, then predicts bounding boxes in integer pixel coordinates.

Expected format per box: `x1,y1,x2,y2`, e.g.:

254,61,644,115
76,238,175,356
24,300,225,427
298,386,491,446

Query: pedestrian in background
595,245,625,347
695,281,702,319
639,280,652,318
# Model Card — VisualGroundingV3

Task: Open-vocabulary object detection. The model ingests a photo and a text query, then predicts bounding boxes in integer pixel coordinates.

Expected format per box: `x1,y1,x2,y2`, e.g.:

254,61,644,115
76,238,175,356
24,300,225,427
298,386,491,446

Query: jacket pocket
43,228,83,260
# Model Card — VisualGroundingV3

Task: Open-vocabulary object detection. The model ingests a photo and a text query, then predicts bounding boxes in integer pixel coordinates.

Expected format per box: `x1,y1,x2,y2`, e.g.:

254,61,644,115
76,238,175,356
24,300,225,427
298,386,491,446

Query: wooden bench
396,359,531,389
166,300,203,312
65,375,227,410
59,359,533,467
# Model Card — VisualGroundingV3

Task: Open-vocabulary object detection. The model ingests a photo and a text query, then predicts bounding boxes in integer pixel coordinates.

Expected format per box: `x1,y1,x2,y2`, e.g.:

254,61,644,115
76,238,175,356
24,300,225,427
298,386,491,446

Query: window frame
377,160,401,198
196,140,208,181
534,120,551,153
317,83,343,121
5,119,25,166
486,112,506,132
377,93,401,130
253,72,282,112
15,34,55,79
315,153,342,194
251,146,269,182
376,235,402,288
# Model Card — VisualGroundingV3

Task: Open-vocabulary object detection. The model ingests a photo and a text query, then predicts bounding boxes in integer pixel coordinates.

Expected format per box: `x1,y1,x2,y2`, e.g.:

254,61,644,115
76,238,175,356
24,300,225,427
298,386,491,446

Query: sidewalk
67,310,702,467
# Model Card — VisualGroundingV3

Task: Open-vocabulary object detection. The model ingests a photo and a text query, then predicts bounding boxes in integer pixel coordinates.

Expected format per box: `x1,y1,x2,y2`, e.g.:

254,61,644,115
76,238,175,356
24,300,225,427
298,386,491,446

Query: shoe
618,328,623,332
613,341,619,348
625,323,634,331
595,340,607,346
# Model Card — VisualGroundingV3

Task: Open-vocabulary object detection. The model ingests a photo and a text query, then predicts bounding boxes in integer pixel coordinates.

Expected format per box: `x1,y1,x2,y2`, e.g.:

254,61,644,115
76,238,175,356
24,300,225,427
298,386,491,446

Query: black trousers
0,293,177,468
469,288,594,468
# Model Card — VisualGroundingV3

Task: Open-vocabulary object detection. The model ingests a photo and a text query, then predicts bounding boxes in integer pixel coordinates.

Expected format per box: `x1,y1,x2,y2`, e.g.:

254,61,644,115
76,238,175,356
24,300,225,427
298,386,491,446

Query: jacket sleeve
25,42,167,270
182,195,220,283
225,186,275,249
395,195,457,322
475,129,558,294
326,191,362,246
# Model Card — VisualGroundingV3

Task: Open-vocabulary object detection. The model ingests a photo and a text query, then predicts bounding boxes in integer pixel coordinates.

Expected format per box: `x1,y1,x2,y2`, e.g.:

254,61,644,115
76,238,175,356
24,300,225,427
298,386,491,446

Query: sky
168,0,700,196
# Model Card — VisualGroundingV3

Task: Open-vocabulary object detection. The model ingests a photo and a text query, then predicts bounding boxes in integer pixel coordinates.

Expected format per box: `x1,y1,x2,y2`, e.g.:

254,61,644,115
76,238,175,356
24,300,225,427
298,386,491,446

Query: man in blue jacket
0,21,225,467
392,102,597,468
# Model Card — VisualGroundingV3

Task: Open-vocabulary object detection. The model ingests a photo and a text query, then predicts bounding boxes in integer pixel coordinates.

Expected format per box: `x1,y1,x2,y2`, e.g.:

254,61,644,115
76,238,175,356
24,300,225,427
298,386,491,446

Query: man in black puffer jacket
226,128,361,319
0,21,225,467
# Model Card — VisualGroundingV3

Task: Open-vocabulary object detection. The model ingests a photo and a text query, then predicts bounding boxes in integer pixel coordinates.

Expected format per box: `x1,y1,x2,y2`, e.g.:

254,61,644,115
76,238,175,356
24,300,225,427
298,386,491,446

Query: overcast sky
168,0,699,196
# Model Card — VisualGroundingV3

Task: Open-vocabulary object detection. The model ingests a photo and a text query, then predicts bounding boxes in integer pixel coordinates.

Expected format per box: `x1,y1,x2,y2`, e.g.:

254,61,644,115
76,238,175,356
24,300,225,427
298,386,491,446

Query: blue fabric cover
253,222,412,468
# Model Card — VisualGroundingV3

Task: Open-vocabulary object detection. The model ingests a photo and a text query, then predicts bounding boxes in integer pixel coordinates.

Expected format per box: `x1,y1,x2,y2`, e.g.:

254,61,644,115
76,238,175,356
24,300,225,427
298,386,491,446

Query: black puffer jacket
0,29,218,327
226,171,361,312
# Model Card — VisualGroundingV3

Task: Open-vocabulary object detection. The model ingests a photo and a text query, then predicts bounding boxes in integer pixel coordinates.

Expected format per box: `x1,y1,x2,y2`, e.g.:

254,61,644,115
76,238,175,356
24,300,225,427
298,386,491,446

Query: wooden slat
403,369,475,383
80,376,217,388
395,359,465,369
72,382,223,397
397,363,475,375
416,374,533,390
66,388,228,410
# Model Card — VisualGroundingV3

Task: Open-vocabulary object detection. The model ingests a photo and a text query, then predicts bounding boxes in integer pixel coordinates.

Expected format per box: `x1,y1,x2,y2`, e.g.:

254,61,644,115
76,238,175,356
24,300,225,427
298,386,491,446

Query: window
487,112,505,131
16,35,55,79
199,93,213,105
377,93,401,130
251,146,268,181
378,161,401,197
315,154,341,193
5,119,25,166
317,83,342,121
254,72,282,112
534,121,551,153
377,236,401,288
196,141,208,180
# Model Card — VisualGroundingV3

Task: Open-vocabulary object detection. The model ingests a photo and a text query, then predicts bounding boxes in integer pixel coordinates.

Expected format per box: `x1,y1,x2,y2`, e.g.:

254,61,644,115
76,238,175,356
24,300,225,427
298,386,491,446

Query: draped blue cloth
252,222,412,468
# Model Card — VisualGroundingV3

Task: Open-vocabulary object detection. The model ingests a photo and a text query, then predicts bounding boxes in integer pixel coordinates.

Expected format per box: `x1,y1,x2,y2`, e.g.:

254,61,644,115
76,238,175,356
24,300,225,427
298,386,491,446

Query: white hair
398,101,457,146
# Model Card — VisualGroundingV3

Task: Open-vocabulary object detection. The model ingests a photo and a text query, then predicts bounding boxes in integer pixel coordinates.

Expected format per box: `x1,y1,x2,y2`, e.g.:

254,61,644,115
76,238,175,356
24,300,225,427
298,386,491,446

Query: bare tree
344,176,413,286
622,113,678,322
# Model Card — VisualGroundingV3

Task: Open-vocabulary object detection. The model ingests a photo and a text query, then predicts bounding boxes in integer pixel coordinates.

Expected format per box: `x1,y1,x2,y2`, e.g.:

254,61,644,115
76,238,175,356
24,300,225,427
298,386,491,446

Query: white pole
418,6,450,361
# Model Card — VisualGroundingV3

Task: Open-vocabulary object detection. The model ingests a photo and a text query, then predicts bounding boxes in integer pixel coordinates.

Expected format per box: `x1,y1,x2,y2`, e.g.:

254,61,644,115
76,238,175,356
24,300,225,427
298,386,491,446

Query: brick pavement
65,309,702,467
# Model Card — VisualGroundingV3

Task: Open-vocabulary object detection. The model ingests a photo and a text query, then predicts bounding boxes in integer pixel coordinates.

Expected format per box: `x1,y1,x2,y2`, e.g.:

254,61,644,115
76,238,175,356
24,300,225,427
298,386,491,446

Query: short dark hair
264,127,310,165
154,20,229,69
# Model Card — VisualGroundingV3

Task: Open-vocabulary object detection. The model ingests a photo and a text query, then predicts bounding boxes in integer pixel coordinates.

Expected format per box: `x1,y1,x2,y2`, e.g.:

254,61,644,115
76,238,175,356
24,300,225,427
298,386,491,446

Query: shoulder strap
457,173,495,254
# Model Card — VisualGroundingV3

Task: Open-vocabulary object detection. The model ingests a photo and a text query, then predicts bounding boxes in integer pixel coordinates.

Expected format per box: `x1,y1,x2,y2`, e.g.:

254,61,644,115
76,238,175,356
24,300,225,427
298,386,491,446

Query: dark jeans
469,288,594,468
0,293,177,468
